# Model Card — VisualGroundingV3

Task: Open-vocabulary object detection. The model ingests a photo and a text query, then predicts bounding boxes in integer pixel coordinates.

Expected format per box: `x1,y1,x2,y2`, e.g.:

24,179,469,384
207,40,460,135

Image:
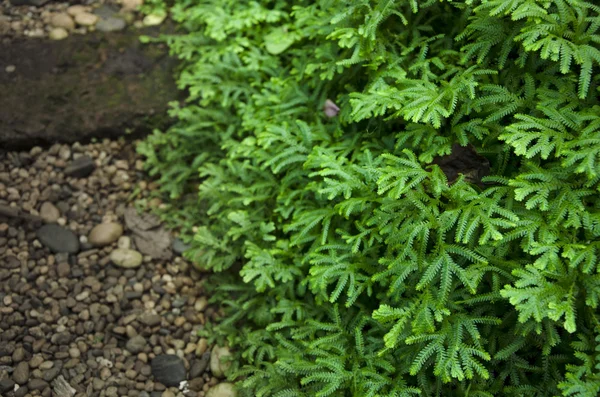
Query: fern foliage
138,0,600,395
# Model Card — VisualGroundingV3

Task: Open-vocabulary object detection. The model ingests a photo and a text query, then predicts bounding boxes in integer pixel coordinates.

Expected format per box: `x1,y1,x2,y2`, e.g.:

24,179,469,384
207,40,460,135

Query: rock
51,13,75,30
121,0,143,11
36,224,80,254
74,12,99,27
172,238,190,255
40,201,60,223
132,229,172,260
0,379,15,393
189,359,207,379
126,335,147,354
51,332,72,345
110,248,143,268
118,236,131,249
195,338,208,357
49,27,69,41
139,313,162,327
96,17,127,32
57,262,71,278
66,5,88,17
28,378,49,391
64,156,95,178
188,377,204,392
124,207,162,231
143,13,167,26
52,375,76,397
205,383,237,397
88,222,123,246
210,346,232,378
13,361,29,385
151,355,186,387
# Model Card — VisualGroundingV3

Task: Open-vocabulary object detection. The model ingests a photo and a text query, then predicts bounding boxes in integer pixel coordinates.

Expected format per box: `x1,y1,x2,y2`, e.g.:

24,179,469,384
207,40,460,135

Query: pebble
139,312,162,327
210,346,232,378
96,17,127,32
121,0,143,10
126,335,148,353
142,13,166,26
195,338,208,357
74,12,99,26
67,5,88,17
88,222,124,246
40,201,60,223
151,355,186,387
36,224,80,253
50,13,75,30
118,235,131,249
110,248,143,268
205,383,237,397
5,65,16,73
13,361,30,385
49,27,69,40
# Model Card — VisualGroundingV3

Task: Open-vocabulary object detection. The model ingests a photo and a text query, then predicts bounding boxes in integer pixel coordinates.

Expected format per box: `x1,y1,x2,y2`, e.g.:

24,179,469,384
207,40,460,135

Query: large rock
36,224,80,253
151,354,186,387
0,24,179,150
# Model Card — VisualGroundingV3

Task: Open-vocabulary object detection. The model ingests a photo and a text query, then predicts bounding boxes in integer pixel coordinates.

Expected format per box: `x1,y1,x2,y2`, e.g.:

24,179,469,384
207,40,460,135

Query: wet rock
151,355,186,387
36,224,80,253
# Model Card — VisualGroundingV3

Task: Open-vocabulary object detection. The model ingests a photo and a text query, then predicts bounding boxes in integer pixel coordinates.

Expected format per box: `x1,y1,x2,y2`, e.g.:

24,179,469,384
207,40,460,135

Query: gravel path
0,139,235,397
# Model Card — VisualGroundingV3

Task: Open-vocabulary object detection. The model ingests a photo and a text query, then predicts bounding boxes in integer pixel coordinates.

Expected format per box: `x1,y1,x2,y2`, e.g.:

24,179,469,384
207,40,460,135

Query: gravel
0,140,226,397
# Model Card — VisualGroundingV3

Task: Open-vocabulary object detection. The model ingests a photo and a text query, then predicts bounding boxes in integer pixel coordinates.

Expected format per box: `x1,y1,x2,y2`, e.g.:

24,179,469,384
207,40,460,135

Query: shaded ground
0,23,181,150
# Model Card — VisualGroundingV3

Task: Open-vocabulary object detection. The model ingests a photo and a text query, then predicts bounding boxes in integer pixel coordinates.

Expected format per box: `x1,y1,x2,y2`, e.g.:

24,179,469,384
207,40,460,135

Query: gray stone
29,378,49,391
96,17,127,32
126,335,147,353
64,156,95,178
139,313,162,327
189,359,207,379
37,224,80,253
0,378,15,393
12,361,29,385
150,355,186,387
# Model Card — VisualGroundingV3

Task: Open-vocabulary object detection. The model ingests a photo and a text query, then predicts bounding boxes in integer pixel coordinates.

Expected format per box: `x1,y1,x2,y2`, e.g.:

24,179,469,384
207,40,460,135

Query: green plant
138,0,600,395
